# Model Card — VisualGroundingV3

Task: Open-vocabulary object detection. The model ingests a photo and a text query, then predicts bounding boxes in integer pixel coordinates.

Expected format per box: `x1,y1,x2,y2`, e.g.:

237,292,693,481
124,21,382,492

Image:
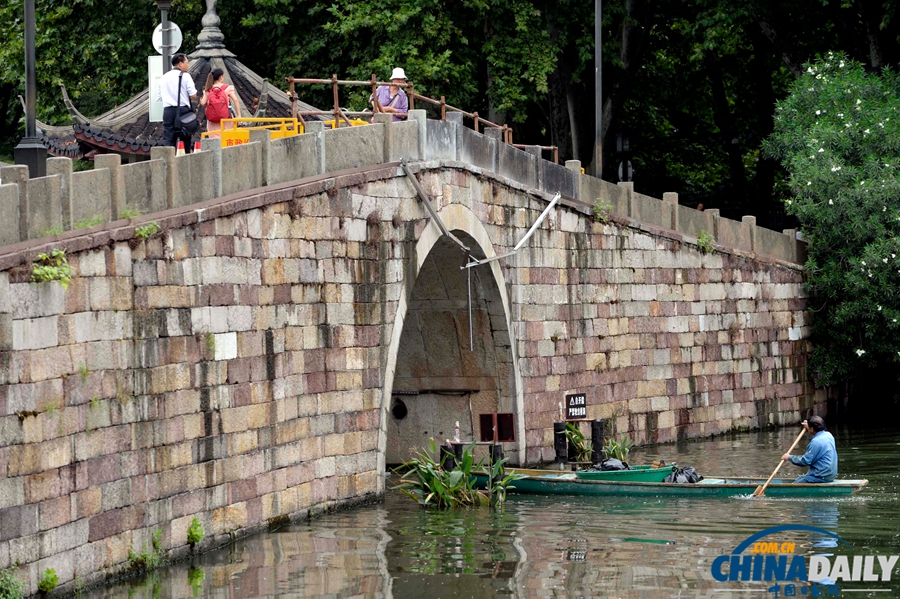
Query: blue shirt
789,431,837,482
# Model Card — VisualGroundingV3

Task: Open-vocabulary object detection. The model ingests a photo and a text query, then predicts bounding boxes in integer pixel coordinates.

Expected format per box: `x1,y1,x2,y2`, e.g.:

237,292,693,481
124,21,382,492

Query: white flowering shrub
765,52,900,387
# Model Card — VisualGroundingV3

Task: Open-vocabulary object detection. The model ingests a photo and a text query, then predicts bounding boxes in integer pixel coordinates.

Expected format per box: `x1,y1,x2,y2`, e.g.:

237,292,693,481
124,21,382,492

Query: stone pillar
663,192,679,231
407,109,426,161
742,215,757,252
617,181,634,218
484,127,503,173
1,165,29,240
445,112,463,162
706,208,720,241
47,157,73,230
249,129,271,186
783,229,803,263
566,160,582,202
151,146,177,209
0,270,10,353
0,181,18,246
95,154,124,220
525,145,542,189
200,139,222,198
304,121,326,175
373,113,393,163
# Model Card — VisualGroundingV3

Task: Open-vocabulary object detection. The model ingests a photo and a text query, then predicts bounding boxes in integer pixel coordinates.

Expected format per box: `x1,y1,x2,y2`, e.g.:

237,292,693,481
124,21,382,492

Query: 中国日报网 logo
709,525,898,597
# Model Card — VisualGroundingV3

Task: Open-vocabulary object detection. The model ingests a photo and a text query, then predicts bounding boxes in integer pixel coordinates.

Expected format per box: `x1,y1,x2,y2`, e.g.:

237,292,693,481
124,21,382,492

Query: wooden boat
475,468,869,498
573,464,676,483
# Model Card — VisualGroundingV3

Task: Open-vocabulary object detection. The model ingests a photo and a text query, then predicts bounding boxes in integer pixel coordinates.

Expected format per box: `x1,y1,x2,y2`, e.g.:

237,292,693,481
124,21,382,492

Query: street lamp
156,0,172,72
14,0,47,177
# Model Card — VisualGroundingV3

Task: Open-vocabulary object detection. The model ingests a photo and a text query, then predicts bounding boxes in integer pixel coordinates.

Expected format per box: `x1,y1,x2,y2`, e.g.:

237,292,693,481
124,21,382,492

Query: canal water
87,426,900,598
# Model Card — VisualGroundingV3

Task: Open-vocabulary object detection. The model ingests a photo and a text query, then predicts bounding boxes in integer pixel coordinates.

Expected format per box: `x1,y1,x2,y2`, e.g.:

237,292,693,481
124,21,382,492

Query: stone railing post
373,113,393,162
200,139,222,198
617,181,634,218
484,127,503,173
0,182,18,245
742,215,757,252
249,129,271,186
525,145,541,189
1,165,29,240
663,192,679,231
46,157,73,230
407,109,427,160
151,146,177,209
94,154,123,220
446,112,463,161
565,160,582,201
783,229,802,263
705,208,720,240
305,121,326,175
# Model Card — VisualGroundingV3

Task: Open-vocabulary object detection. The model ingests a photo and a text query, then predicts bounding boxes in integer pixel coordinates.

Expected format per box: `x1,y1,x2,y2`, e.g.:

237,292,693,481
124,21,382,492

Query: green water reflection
88,426,900,597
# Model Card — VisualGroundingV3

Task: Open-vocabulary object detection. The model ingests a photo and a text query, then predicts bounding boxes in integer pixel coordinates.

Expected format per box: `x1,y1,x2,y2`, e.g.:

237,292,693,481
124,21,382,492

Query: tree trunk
857,0,888,69
707,54,750,213
547,68,572,163
589,0,651,179
485,20,506,125
747,27,780,227
756,18,803,77
566,81,579,162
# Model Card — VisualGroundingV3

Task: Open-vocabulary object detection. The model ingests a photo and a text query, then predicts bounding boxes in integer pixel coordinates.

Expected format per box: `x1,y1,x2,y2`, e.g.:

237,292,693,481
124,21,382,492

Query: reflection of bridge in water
80,429,894,598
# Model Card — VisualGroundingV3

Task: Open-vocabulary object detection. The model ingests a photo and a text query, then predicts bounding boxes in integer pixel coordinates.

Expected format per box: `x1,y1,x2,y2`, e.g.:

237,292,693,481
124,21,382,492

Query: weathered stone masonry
0,114,812,594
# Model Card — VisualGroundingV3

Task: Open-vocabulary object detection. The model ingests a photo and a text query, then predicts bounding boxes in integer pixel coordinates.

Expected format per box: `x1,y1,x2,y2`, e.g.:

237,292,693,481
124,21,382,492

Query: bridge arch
377,203,525,482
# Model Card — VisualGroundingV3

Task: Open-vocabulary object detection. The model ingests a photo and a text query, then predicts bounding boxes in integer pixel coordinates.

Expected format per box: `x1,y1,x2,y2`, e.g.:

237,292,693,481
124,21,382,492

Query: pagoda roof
38,1,318,159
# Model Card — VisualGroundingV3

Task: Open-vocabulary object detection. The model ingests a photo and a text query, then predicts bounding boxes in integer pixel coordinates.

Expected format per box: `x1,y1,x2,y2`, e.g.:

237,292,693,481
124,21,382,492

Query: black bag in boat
664,466,703,484
599,458,630,471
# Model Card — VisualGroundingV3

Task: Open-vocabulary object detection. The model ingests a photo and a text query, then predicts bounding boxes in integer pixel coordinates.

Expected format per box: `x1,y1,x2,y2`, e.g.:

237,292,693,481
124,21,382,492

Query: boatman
781,416,837,483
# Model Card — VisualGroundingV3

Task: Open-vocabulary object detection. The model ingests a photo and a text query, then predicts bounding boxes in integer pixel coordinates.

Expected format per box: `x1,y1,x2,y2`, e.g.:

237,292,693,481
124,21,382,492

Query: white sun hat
390,67,407,80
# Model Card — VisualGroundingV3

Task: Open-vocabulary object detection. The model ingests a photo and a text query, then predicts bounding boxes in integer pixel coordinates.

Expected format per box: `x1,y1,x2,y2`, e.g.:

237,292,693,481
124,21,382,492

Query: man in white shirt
155,54,201,152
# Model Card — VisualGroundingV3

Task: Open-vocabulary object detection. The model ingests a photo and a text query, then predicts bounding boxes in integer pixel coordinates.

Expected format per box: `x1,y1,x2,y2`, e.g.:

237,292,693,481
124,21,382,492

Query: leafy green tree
765,53,900,387
0,0,204,149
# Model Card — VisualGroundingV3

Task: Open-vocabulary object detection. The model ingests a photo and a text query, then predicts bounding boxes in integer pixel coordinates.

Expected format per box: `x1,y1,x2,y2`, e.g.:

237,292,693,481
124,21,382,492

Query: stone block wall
400,167,814,464
0,167,407,594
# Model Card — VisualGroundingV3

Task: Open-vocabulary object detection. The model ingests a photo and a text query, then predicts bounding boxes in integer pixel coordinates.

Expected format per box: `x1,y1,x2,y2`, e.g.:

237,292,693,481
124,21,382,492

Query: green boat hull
476,469,868,498
574,464,675,482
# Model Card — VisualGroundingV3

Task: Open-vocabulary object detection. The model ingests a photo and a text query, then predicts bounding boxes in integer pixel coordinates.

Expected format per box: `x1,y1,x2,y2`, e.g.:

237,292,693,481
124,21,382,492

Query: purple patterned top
372,86,408,121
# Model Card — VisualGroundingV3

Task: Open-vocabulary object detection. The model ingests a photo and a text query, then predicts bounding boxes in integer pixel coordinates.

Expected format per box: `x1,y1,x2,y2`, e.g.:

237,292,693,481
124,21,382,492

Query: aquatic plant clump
392,439,522,508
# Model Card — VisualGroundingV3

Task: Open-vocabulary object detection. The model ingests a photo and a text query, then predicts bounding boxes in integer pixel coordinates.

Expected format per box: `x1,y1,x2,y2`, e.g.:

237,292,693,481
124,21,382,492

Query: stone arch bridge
0,112,813,593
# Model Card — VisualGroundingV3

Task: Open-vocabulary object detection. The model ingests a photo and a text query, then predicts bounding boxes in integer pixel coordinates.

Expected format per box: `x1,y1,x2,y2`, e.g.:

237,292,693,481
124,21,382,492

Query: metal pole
161,6,171,73
14,0,47,177
594,0,603,178
467,263,474,351
23,0,35,140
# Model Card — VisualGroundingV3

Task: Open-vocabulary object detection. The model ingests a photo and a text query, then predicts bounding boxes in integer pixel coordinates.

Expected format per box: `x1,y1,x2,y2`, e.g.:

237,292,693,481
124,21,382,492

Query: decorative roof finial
196,0,225,49
192,0,235,57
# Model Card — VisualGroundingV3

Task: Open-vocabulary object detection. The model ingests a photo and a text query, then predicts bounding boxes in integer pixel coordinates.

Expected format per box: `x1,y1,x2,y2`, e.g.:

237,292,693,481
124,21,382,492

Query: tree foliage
3,0,900,229
766,53,900,387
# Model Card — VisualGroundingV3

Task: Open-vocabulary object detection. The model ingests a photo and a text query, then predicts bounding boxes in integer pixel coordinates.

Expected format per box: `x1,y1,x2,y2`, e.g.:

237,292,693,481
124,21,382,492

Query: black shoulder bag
176,73,199,135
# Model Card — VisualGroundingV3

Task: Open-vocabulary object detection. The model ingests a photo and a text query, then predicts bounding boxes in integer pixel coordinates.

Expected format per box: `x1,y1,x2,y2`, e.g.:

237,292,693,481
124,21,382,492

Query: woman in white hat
370,67,409,122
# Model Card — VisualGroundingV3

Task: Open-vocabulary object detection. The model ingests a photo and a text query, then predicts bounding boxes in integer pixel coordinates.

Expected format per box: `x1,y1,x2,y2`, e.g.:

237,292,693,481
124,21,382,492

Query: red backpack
205,85,230,123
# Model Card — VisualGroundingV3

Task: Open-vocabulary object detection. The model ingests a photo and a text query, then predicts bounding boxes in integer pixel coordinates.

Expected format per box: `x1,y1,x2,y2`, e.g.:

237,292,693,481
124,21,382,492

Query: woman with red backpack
199,68,241,138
